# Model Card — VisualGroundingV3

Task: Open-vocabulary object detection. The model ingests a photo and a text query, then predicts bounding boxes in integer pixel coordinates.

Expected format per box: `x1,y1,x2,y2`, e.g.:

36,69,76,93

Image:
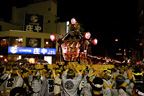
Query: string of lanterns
87,54,123,64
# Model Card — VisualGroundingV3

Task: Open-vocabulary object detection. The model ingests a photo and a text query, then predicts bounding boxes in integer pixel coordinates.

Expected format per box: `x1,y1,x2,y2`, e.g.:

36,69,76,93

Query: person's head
32,70,36,76
56,65,59,69
6,68,11,75
0,67,4,75
103,69,112,80
124,66,127,71
64,65,67,70
139,67,143,72
10,87,27,96
45,72,50,78
22,69,29,78
111,68,116,73
134,68,143,81
12,67,18,75
39,69,43,75
56,72,61,78
45,70,52,78
28,70,32,75
132,84,144,96
92,77,103,91
83,70,89,76
60,66,63,70
116,75,125,88
67,69,75,79
119,68,124,74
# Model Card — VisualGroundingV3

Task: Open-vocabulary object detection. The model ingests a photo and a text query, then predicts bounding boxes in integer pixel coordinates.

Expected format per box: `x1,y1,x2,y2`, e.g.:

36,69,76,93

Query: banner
24,14,43,32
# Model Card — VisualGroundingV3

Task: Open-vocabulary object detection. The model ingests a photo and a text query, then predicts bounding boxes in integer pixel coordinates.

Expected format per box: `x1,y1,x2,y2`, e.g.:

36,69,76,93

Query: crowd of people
0,62,144,96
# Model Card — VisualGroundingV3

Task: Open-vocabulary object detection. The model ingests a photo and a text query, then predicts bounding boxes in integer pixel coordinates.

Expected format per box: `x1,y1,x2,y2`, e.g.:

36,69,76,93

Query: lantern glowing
63,47,67,54
115,39,118,42
71,18,76,25
93,38,98,45
85,32,91,39
50,34,55,41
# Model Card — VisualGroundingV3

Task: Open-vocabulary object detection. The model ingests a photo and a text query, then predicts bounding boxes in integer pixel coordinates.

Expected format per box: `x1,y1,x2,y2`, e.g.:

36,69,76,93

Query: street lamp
115,39,118,42
140,43,143,46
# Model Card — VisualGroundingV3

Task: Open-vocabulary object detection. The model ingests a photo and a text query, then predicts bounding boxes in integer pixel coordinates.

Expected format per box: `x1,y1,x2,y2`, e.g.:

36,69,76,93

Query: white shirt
54,77,61,95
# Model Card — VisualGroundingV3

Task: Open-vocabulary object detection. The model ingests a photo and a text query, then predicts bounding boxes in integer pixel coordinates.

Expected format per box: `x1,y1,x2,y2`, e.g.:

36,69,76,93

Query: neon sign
8,46,56,55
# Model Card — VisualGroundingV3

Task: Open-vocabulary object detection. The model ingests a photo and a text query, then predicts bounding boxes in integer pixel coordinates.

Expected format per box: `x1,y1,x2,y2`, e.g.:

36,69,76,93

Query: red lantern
71,18,76,25
93,38,98,45
85,32,91,39
50,34,55,41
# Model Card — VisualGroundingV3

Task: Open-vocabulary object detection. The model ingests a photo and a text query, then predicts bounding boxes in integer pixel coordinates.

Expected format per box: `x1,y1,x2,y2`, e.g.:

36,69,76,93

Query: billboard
8,46,56,55
24,14,43,32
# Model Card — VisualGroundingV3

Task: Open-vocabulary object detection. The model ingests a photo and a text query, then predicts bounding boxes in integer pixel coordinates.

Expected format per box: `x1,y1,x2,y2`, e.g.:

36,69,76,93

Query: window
10,37,23,47
0,37,9,47
44,39,55,48
54,20,57,23
48,8,51,11
0,25,2,31
48,20,50,23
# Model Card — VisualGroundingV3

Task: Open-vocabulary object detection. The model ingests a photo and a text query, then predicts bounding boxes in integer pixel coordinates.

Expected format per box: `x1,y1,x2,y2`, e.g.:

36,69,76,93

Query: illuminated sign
8,46,56,55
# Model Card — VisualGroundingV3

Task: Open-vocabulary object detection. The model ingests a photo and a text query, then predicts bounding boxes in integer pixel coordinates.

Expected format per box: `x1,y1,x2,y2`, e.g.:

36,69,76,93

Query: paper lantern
93,38,98,45
85,32,91,39
63,47,67,54
50,34,55,41
71,18,76,25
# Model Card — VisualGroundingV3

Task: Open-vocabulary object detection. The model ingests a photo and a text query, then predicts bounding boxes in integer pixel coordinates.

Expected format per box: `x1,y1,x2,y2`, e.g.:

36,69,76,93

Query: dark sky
58,0,139,50
57,0,140,57
0,0,140,57
58,0,139,37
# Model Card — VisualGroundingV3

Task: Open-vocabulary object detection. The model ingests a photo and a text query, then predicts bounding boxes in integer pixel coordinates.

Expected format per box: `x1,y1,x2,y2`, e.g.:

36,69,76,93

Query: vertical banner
24,14,43,32
47,79,54,94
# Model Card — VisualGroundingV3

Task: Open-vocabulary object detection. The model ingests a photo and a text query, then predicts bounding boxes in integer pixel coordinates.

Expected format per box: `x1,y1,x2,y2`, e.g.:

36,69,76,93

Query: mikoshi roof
58,31,83,43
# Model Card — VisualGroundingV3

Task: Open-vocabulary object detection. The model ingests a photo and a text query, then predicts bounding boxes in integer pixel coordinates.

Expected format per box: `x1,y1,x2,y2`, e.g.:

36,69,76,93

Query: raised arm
88,70,97,78
62,68,69,79
52,69,56,79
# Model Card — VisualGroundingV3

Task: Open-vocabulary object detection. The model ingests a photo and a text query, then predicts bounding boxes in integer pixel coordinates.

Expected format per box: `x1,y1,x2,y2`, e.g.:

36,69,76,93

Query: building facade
0,0,66,64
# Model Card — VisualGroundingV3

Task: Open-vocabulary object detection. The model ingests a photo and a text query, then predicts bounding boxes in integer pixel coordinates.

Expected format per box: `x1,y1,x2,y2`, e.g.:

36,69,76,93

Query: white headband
92,83,103,88
136,89,144,96
107,73,112,77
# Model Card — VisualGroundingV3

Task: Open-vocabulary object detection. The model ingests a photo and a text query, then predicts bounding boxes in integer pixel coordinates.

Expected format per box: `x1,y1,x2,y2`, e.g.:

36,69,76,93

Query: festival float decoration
93,38,98,45
85,32,91,39
57,18,92,64
50,34,55,41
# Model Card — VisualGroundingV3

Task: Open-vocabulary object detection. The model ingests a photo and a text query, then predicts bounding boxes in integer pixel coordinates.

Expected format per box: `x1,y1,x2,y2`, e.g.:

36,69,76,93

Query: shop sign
24,14,43,32
8,46,56,55
26,38,41,47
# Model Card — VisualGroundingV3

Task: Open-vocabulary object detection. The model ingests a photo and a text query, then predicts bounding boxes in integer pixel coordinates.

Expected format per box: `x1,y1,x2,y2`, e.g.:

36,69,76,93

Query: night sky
0,0,140,57
58,0,140,57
